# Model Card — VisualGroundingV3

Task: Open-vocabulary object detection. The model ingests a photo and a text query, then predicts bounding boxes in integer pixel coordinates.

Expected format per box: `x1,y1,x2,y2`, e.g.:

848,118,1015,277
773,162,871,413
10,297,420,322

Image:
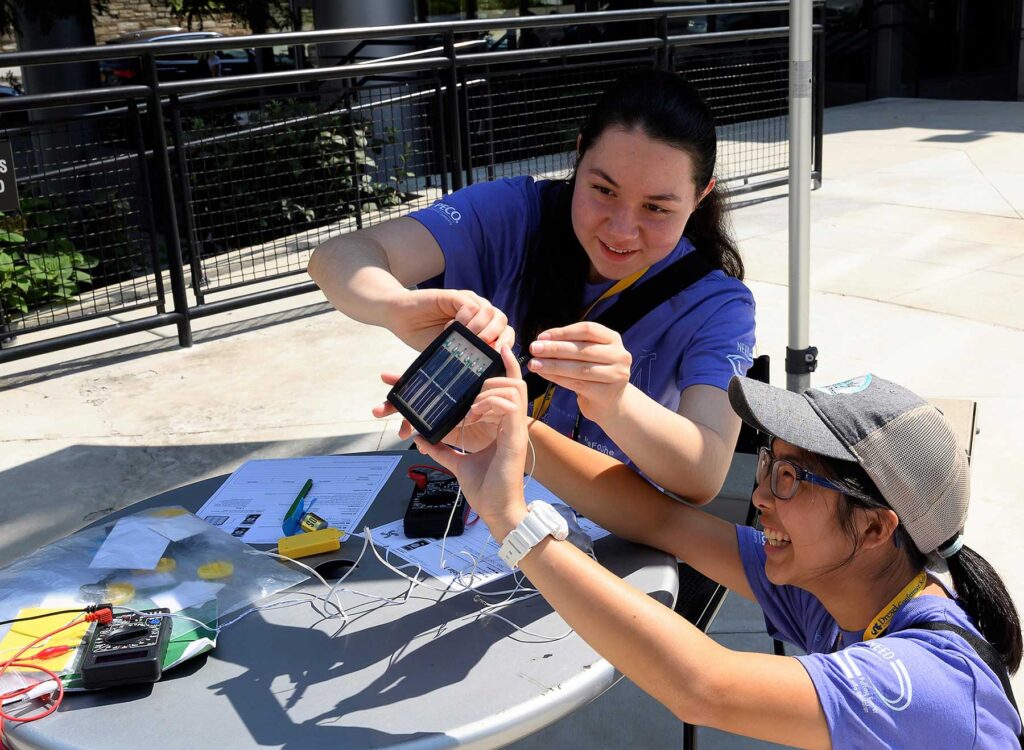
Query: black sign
0,141,18,213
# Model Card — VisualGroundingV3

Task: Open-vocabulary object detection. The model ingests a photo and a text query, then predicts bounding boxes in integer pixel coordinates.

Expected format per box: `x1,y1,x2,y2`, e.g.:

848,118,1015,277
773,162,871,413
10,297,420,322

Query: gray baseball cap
728,374,969,555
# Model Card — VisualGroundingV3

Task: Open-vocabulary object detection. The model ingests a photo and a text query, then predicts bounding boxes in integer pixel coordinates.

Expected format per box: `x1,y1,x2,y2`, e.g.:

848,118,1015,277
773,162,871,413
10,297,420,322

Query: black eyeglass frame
756,444,845,500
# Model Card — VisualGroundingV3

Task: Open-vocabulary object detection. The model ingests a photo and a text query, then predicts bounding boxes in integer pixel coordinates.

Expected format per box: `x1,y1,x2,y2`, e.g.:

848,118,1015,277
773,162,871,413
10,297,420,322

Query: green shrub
0,208,98,327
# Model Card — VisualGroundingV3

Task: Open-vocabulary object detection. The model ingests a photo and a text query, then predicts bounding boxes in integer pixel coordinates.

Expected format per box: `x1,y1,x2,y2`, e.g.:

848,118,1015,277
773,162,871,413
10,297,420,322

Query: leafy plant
0,208,98,328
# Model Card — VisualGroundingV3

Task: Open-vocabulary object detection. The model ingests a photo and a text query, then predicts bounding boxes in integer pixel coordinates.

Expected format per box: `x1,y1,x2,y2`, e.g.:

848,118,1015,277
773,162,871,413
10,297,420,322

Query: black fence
0,3,824,363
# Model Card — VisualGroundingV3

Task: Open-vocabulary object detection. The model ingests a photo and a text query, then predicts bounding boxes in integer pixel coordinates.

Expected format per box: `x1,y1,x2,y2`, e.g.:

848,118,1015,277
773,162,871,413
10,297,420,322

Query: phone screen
388,322,503,443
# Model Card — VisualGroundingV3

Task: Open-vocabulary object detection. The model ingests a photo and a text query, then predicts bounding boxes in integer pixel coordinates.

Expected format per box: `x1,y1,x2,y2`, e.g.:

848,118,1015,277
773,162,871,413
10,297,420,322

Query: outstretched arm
415,348,830,750
308,218,513,351
523,415,752,602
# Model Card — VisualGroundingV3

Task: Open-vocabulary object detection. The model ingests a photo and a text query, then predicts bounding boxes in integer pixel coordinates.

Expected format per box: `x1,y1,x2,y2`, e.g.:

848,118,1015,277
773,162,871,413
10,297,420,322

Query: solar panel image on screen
392,331,494,429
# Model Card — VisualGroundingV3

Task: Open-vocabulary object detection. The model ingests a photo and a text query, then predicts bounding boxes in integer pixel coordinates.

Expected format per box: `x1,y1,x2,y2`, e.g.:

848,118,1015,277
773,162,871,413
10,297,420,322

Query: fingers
412,436,464,475
494,325,517,351
379,372,400,386
371,401,398,418
470,387,523,418
443,290,514,349
530,324,629,373
536,321,621,345
500,344,522,381
530,339,625,364
526,372,592,394
527,355,630,385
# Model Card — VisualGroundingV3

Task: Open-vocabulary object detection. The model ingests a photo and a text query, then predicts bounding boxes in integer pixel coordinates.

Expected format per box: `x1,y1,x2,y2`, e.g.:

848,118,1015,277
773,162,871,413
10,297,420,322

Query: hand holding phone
387,322,504,444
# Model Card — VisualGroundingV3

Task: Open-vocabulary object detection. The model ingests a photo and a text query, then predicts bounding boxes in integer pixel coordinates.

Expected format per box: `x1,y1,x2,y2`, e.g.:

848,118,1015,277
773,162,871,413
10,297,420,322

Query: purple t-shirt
408,176,756,461
737,526,1022,747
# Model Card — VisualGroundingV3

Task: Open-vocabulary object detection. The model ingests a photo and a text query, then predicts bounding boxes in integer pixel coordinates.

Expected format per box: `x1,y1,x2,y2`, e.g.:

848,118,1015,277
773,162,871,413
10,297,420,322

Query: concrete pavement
1,97,1023,748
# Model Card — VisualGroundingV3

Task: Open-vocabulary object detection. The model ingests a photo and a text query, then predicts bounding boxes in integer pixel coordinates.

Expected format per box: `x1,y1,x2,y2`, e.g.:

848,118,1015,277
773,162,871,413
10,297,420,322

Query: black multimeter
80,608,172,690
387,321,504,444
404,472,467,538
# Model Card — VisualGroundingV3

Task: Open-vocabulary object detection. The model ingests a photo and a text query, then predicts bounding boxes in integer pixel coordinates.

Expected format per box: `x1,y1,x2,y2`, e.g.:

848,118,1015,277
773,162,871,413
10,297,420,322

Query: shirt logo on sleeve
831,641,913,715
728,342,754,377
429,201,462,225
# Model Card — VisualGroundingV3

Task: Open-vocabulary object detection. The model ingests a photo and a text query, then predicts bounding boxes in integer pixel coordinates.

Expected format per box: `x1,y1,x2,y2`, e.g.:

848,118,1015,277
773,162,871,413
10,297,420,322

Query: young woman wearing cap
413,348,1022,748
308,70,754,502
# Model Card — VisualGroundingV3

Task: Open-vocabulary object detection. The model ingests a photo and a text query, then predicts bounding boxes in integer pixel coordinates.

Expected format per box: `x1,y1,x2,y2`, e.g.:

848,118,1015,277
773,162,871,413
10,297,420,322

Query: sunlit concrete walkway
2,97,1023,749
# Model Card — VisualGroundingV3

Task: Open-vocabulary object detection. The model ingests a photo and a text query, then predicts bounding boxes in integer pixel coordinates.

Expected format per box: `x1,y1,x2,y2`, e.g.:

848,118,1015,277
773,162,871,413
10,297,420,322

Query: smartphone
387,321,503,444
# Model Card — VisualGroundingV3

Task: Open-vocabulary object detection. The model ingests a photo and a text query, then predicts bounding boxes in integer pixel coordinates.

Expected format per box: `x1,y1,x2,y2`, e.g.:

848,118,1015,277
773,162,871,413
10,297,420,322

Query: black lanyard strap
523,250,715,407
910,621,1023,746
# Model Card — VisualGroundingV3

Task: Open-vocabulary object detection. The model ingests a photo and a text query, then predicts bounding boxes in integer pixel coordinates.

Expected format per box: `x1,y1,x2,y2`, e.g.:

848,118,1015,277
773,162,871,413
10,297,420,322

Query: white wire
368,527,462,595
437,417,469,570
476,608,574,642
258,550,347,625
108,429,568,650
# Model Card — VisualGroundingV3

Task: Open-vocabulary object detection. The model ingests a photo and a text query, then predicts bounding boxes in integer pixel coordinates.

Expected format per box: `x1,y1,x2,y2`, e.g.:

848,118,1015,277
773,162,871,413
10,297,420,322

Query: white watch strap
498,501,569,569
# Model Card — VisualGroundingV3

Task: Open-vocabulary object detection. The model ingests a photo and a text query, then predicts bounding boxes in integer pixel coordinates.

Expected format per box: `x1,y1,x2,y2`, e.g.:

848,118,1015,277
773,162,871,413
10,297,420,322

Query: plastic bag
0,506,308,685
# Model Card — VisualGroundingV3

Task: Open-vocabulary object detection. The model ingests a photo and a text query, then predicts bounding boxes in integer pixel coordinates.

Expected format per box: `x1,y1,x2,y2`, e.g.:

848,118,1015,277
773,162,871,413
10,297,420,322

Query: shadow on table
181,536,671,747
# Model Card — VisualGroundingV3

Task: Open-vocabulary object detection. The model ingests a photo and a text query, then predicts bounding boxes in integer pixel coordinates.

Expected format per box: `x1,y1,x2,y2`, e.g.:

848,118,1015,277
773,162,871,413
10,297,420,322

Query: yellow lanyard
863,570,929,642
529,266,650,422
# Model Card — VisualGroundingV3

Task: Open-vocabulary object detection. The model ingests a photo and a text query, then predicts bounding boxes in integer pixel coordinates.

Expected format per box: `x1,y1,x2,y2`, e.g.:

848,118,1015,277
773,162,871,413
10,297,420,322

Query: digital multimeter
80,608,172,690
404,476,467,538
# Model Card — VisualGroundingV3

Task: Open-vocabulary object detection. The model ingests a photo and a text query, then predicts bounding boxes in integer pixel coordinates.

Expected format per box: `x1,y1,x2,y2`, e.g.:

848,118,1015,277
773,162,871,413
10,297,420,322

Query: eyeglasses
756,445,844,500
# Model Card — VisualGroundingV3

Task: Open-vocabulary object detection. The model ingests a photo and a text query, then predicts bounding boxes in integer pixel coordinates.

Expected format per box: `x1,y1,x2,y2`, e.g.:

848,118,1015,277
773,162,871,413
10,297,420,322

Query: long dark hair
810,452,1022,673
516,69,744,348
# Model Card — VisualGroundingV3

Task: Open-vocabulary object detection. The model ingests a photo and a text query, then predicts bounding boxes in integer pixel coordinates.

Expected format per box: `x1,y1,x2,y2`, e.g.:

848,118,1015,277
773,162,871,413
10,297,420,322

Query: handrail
0,1,820,67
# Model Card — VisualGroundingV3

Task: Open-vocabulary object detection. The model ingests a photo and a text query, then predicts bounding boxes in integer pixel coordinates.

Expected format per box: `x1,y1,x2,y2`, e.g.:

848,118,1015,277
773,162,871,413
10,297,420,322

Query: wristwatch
498,500,569,569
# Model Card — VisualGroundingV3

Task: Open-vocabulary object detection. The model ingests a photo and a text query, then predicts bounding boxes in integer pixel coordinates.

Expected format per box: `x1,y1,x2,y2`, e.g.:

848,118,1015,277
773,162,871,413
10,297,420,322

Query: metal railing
0,3,824,363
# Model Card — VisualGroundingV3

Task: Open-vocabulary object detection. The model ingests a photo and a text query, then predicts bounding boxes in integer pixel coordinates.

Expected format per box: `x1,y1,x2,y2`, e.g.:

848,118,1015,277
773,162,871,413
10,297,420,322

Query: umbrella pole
787,0,817,393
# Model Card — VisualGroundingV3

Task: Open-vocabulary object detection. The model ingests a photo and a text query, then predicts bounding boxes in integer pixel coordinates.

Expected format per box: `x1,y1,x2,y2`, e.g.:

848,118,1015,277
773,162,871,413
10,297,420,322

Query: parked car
0,83,27,128
99,28,256,85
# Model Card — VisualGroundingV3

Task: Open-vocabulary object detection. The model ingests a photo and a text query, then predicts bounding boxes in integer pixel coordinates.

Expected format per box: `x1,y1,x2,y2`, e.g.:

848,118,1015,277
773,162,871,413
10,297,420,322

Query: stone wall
0,1,253,56
92,0,250,42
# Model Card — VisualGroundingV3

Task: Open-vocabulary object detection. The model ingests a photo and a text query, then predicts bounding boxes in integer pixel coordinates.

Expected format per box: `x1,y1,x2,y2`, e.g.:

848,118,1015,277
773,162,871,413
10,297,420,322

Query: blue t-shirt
408,176,756,461
737,526,1022,748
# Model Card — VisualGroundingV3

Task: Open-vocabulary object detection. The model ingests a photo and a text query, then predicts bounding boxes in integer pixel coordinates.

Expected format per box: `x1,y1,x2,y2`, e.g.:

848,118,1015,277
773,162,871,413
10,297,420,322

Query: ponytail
946,545,1022,673
814,451,1023,674
684,182,744,280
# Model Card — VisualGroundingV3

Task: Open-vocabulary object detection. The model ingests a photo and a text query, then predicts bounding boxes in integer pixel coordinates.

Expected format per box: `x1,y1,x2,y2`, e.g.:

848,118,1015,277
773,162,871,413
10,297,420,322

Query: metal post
657,14,670,71
143,53,192,348
786,0,816,392
168,95,207,306
128,98,169,312
443,32,465,191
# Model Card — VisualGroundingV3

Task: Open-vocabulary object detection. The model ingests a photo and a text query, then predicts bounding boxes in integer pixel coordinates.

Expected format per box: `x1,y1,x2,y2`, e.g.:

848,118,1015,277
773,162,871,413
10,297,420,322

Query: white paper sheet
197,455,402,544
145,513,208,542
90,517,170,570
369,479,608,592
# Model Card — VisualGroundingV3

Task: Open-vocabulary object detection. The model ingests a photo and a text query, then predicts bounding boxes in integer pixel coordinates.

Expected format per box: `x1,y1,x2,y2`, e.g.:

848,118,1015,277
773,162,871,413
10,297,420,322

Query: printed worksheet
368,479,608,591
197,455,401,543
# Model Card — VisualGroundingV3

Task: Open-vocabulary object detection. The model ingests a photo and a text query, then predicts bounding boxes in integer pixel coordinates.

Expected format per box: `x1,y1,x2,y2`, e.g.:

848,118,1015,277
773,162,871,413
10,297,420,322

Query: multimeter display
80,608,172,690
388,321,503,443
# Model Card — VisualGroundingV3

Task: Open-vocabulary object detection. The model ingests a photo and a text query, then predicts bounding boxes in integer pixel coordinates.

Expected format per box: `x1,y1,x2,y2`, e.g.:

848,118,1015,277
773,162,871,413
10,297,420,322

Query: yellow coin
105,582,136,605
149,507,188,517
197,561,234,580
133,556,177,575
